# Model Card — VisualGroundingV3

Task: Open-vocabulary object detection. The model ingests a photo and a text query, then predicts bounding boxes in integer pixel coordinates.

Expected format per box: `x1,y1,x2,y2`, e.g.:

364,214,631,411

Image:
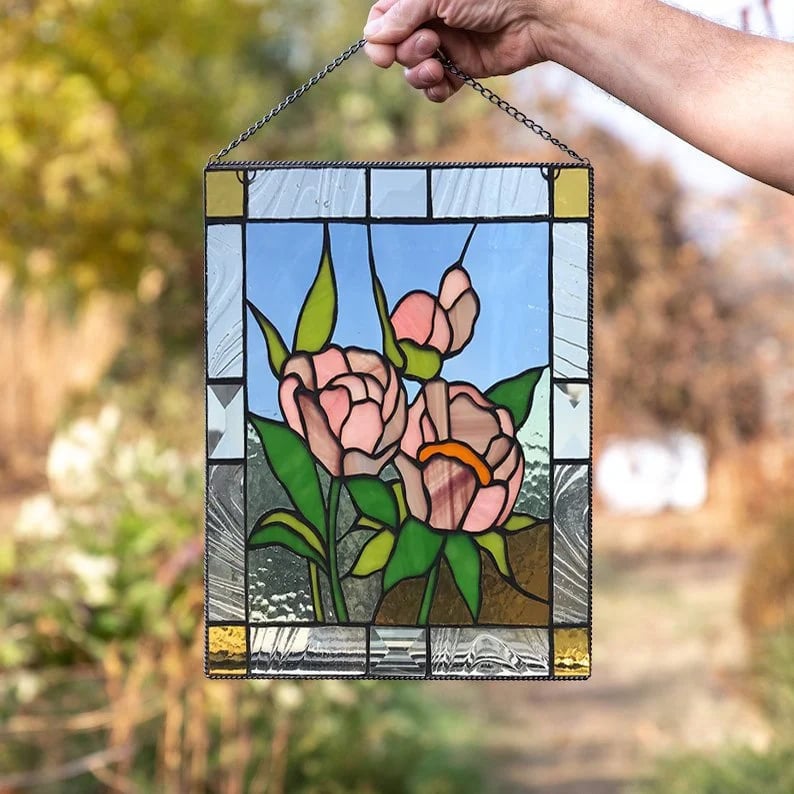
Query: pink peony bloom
395,380,524,533
390,265,479,357
279,346,408,477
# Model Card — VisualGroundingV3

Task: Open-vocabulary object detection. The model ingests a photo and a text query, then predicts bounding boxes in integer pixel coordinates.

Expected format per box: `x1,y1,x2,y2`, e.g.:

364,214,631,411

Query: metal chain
209,39,368,163
210,38,589,166
437,53,590,165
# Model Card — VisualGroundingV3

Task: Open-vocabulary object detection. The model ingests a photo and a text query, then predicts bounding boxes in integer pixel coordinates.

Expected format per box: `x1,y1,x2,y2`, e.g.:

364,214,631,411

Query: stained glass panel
204,163,593,679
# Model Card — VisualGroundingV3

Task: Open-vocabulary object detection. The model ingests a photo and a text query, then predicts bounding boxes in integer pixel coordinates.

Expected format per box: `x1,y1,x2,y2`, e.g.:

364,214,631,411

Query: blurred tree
427,106,766,448
0,0,477,349
0,404,486,792
583,128,765,447
1,0,775,446
710,184,794,445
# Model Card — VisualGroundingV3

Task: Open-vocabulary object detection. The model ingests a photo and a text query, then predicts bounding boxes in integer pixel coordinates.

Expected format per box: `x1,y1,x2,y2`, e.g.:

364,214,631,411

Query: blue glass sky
246,222,549,418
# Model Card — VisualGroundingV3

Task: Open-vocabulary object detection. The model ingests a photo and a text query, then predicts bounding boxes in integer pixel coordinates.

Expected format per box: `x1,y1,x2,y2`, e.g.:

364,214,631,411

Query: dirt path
434,512,770,793
3,483,769,792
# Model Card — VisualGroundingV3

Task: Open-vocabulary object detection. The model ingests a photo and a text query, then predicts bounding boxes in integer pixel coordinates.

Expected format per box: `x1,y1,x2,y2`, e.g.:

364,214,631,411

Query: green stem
417,558,441,626
326,477,349,622
308,562,325,622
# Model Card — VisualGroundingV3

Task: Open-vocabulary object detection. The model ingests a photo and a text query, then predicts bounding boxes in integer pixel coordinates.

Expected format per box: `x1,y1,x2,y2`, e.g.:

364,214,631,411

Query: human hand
363,0,560,102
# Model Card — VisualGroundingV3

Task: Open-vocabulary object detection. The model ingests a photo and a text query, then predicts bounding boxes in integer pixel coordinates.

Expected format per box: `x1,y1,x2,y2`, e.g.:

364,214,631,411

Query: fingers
425,76,463,103
364,0,438,44
364,40,396,68
404,57,444,88
394,28,440,67
364,1,398,67
367,25,440,69
404,59,463,102
363,0,463,103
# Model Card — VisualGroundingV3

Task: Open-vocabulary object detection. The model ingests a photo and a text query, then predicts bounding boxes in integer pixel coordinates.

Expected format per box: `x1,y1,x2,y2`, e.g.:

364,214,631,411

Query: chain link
209,39,368,164
210,38,589,166
437,53,590,165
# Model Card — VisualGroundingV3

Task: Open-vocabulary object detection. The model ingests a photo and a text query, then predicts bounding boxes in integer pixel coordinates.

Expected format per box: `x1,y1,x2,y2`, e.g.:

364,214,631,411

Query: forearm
538,0,794,192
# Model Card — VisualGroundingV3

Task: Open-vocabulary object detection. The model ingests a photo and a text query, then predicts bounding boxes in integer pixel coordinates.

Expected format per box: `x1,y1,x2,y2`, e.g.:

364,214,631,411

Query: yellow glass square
554,168,590,218
207,625,247,675
553,628,590,677
206,171,244,217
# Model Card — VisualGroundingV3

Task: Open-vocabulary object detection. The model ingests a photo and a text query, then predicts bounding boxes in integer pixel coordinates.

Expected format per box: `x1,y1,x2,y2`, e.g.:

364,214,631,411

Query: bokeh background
2,0,793,791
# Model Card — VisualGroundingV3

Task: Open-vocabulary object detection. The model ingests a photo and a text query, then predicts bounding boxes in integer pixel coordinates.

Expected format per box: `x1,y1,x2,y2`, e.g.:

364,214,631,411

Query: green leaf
247,300,289,378
391,481,408,524
444,534,482,621
367,229,406,369
400,340,442,381
293,225,337,352
356,516,384,531
253,510,325,557
248,415,327,538
383,518,444,591
503,514,540,532
347,476,398,527
351,531,395,577
248,524,327,570
485,366,545,430
474,531,511,578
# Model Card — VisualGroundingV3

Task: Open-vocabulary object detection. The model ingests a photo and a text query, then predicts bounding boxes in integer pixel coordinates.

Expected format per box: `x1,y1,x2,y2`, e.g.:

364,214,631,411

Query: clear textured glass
553,464,590,623
207,464,246,620
430,628,549,677
431,167,548,217
207,384,244,459
206,224,243,377
250,626,367,676
370,168,427,218
248,168,366,218
246,423,316,622
369,627,427,677
205,164,592,678
515,368,551,519
553,382,590,459
552,223,589,378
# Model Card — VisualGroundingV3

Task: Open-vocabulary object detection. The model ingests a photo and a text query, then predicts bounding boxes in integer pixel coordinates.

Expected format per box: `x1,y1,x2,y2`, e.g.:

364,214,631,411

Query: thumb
364,0,439,44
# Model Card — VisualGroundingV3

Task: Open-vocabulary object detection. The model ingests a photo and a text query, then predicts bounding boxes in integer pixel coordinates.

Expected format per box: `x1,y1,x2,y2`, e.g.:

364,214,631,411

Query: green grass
636,745,794,794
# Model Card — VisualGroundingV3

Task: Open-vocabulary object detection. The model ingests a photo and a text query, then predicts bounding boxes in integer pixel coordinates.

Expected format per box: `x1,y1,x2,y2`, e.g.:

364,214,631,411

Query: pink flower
390,265,479,357
279,345,407,477
395,380,524,533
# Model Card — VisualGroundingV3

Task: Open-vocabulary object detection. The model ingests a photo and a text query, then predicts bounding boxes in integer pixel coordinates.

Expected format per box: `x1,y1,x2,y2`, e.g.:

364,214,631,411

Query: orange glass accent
417,441,492,486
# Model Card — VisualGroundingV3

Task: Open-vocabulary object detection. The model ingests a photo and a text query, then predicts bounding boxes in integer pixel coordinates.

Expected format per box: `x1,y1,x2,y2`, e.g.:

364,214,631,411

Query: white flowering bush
6,403,202,666
1,404,485,793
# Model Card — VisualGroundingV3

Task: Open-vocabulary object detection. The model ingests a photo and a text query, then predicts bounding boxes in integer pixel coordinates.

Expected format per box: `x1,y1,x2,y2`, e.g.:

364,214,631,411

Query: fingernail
419,64,434,83
417,34,435,56
427,85,447,102
363,18,382,37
